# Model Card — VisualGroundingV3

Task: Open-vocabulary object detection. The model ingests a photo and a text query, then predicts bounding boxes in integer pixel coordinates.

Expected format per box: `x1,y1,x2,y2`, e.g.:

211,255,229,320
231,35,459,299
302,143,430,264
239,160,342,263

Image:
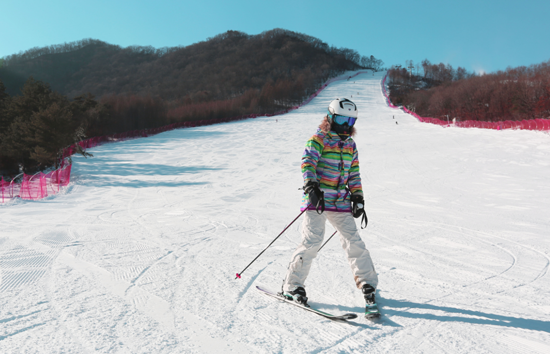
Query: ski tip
344,313,358,320
235,273,241,279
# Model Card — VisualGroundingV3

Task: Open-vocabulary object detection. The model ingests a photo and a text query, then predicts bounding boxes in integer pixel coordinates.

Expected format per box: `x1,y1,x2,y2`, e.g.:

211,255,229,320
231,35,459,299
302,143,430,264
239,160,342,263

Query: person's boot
362,284,381,319
283,287,308,306
362,284,376,304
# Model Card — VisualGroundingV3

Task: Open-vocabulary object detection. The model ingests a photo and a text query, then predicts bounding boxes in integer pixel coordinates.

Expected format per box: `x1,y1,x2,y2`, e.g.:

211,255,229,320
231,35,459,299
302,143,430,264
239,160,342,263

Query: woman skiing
282,98,379,317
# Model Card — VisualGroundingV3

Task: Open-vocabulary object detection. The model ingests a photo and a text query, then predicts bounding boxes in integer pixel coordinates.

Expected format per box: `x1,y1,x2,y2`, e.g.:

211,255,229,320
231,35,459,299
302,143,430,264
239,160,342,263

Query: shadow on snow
73,162,221,188
316,297,549,332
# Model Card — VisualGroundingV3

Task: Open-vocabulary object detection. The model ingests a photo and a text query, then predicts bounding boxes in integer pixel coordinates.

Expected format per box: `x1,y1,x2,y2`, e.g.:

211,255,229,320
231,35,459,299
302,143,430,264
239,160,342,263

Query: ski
256,286,357,321
365,303,381,320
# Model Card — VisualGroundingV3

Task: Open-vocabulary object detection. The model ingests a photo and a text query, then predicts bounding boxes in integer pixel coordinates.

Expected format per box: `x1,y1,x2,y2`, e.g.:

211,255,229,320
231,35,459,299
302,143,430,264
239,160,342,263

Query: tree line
0,29,384,178
387,59,550,122
0,29,383,100
0,79,100,175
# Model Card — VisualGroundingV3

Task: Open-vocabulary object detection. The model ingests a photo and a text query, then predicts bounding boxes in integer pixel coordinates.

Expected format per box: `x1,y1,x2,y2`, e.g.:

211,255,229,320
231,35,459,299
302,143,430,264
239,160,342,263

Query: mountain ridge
0,29,383,102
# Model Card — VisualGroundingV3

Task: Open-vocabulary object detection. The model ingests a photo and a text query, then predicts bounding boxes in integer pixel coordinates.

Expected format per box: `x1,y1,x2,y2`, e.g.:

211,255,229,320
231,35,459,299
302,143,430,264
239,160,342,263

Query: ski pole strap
315,191,325,214
347,186,368,229
360,210,368,229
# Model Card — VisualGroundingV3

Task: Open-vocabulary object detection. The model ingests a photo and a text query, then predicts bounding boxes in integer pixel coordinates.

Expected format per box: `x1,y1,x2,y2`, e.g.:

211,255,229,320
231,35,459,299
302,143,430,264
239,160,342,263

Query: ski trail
2,71,550,353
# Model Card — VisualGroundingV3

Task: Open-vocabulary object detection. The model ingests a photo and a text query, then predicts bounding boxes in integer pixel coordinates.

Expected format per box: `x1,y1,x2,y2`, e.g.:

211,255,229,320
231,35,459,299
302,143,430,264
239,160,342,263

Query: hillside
0,29,383,102
0,29,383,176
387,59,550,122
1,72,549,353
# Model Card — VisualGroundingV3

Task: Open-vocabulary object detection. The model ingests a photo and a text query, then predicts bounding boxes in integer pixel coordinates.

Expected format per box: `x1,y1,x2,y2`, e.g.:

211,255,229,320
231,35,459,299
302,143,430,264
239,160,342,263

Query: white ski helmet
327,98,358,123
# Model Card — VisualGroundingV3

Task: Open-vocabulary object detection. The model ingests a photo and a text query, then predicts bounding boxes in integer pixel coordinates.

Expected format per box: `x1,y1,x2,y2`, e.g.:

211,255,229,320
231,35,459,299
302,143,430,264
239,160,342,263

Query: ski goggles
333,114,357,126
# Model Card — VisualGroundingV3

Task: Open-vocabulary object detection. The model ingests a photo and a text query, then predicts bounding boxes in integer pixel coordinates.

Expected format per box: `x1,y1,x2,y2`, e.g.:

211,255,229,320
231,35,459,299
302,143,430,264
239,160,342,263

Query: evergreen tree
0,79,12,138
0,79,17,173
0,79,10,124
0,78,95,174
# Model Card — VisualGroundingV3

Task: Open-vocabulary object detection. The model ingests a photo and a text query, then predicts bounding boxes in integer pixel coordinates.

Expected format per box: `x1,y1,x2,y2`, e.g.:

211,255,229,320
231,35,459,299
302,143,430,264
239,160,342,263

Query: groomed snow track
1,71,549,353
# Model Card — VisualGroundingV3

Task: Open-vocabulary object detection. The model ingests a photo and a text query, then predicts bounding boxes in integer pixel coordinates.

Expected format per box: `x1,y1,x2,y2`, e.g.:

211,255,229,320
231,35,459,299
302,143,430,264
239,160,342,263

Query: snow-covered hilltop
1,72,549,353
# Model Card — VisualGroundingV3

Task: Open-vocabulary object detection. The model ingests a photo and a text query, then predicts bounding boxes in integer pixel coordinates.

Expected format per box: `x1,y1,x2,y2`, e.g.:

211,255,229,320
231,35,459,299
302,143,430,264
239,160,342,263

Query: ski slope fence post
1,71,374,203
381,73,550,132
2,173,23,203
0,162,72,203
1,177,6,203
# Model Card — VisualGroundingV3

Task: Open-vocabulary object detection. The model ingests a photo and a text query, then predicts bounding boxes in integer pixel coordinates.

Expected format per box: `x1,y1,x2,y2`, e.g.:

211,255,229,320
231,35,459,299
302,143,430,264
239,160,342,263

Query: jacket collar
328,131,350,141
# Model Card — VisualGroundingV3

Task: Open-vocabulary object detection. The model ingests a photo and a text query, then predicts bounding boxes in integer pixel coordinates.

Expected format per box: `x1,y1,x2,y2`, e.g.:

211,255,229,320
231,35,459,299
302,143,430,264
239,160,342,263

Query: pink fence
1,164,71,203
3,71,374,203
382,74,550,131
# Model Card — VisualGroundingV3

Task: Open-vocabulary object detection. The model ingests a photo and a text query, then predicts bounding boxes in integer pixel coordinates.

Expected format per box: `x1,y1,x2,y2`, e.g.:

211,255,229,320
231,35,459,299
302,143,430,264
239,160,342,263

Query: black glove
350,194,364,218
351,194,368,228
304,181,324,214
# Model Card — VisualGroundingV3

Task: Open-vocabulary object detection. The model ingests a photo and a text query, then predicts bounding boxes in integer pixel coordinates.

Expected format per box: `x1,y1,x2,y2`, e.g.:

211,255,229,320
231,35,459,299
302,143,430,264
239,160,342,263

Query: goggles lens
333,115,357,126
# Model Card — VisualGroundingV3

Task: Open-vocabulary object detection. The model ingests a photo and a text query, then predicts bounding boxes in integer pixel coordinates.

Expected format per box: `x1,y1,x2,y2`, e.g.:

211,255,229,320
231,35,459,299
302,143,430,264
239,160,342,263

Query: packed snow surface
1,72,550,353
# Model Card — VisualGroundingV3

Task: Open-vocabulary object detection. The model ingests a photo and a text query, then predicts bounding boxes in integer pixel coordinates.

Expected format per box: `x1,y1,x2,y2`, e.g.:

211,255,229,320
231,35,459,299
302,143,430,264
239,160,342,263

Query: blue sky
1,0,549,74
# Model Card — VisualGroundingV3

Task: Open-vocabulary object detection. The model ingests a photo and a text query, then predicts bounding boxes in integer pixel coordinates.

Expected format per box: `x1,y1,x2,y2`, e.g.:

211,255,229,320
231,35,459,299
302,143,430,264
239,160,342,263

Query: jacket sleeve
301,131,325,184
348,142,363,196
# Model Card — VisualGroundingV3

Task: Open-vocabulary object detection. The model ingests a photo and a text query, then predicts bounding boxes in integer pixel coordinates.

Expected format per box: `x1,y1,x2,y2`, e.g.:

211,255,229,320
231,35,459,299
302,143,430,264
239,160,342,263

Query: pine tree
0,79,12,138
0,79,17,173
1,78,95,173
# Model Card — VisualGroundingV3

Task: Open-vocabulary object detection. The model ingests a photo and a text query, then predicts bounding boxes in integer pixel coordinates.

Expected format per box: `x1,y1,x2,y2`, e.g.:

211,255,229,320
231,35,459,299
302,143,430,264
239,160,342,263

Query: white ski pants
282,210,378,292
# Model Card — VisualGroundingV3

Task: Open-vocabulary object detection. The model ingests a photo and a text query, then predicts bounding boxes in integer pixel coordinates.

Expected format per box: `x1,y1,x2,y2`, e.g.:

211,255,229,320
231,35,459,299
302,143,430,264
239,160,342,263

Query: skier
282,98,379,314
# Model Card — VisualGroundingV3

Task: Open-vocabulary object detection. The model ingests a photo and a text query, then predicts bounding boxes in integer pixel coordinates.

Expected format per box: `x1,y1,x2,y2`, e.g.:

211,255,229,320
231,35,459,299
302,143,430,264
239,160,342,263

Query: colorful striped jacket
301,129,363,212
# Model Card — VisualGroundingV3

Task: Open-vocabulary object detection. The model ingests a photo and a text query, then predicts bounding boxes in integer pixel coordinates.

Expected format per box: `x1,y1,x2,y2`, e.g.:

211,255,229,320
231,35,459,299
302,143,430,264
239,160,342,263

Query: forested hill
387,59,550,122
0,29,383,102
0,29,383,176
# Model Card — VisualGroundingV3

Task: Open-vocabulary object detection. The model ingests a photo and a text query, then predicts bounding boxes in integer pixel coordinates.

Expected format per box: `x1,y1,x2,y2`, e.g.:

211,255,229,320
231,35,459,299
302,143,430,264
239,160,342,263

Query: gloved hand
351,193,368,229
350,194,365,218
304,181,324,214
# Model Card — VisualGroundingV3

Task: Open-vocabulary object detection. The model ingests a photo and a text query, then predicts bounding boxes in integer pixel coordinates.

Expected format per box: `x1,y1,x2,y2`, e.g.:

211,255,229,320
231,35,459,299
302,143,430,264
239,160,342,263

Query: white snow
1,71,549,353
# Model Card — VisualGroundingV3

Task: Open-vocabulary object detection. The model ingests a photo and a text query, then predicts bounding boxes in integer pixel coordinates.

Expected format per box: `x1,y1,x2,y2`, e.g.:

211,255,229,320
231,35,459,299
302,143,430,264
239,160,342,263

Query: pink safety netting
382,74,550,132
1,164,71,203
3,71,374,203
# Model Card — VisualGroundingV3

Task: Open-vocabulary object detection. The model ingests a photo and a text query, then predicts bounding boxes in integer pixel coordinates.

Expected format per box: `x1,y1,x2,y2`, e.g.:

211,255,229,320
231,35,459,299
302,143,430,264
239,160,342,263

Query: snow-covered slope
1,71,549,353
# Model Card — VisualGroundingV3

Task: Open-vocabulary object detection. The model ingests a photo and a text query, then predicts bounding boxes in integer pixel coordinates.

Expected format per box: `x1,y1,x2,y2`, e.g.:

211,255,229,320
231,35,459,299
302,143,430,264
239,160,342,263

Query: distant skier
282,98,379,313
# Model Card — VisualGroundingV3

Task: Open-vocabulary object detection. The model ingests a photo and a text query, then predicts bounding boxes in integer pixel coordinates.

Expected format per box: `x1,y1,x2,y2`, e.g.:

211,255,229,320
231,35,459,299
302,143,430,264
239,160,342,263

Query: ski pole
318,209,369,252
235,208,307,280
317,230,338,252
